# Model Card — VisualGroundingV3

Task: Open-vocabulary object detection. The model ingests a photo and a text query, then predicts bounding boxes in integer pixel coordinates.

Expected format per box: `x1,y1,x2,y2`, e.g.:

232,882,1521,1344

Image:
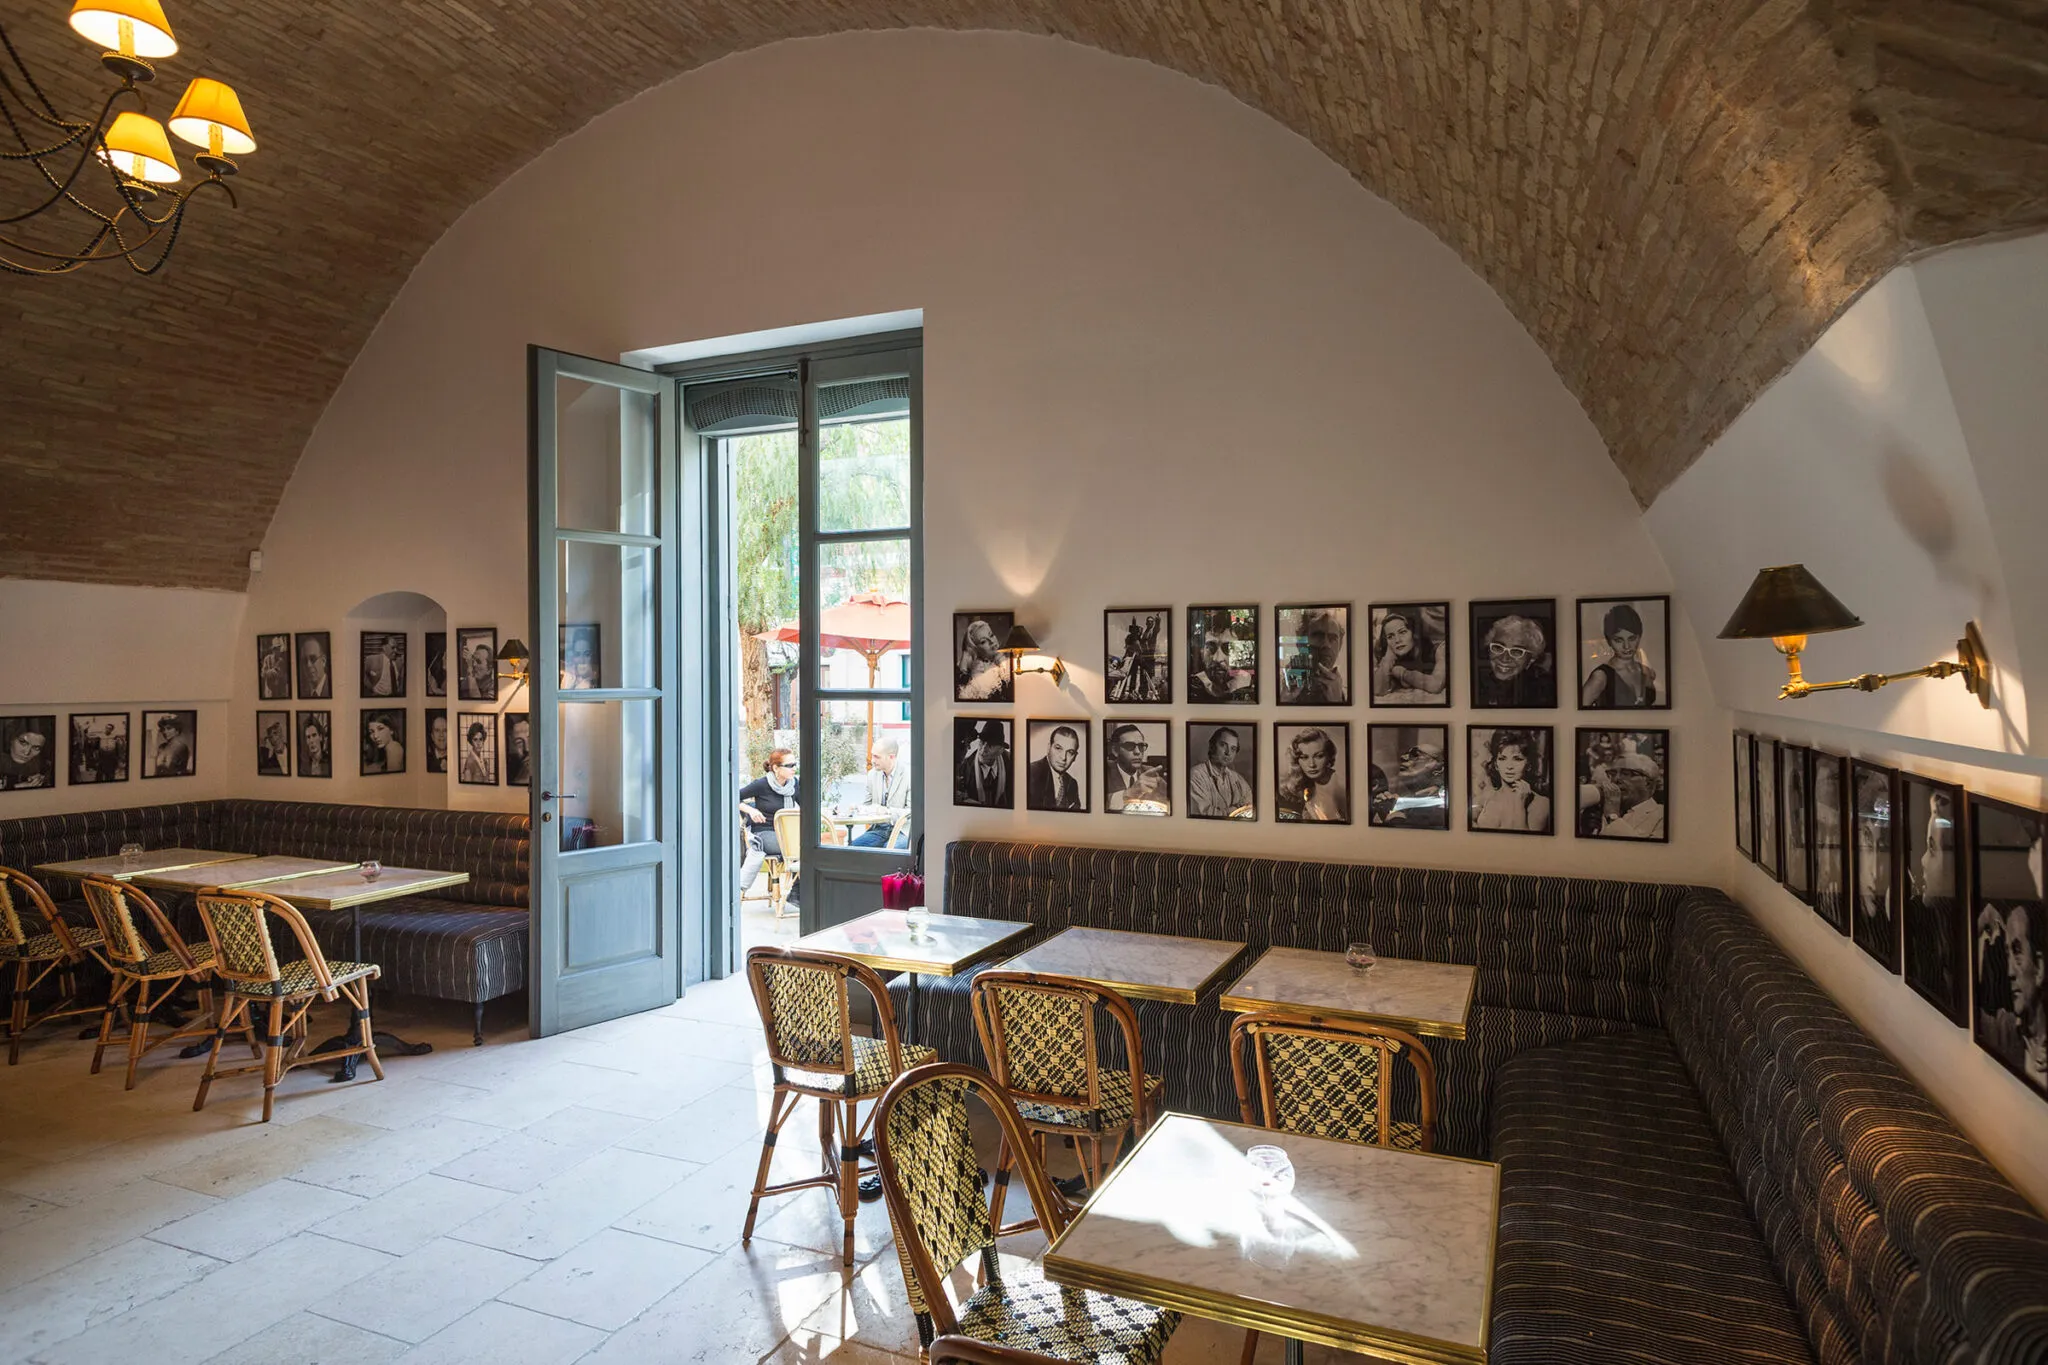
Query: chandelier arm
0,175,226,274
0,16,67,124
0,87,144,225
0,63,98,141
0,217,121,273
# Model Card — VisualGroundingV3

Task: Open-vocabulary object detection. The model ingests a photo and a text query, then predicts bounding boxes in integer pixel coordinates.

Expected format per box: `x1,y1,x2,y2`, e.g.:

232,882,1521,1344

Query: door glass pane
816,698,914,851
556,377,657,535
558,699,658,850
817,401,911,533
816,537,911,687
559,539,657,691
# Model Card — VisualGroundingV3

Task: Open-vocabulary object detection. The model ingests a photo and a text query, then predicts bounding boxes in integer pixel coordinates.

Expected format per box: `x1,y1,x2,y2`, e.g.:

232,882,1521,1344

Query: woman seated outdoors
740,748,801,908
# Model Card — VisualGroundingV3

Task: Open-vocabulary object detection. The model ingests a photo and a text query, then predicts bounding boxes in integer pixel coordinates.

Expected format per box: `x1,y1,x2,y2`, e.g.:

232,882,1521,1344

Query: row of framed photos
955,717,1669,840
254,625,602,702
952,598,1672,711
253,709,532,785
0,712,197,789
1735,732,2047,1103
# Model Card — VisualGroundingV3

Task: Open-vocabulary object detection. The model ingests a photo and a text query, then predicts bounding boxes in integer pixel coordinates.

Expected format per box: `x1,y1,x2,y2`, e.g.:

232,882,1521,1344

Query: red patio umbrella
756,591,912,770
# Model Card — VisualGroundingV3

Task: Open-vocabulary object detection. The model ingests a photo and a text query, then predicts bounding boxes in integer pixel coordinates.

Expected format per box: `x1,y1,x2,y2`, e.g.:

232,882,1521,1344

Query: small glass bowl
1345,941,1378,971
359,860,384,882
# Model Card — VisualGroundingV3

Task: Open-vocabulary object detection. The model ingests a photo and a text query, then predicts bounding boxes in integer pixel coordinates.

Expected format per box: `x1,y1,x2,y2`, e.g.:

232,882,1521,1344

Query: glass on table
903,907,930,940
359,860,384,882
1345,941,1378,971
1245,1144,1295,1198
118,842,144,868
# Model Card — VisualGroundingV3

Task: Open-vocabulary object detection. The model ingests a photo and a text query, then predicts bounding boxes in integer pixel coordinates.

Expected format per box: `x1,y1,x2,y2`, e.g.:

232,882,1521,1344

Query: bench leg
473,1001,485,1047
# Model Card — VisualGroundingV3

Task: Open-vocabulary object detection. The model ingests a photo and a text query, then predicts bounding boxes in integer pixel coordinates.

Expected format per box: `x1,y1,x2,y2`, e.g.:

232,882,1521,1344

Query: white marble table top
994,927,1246,1004
796,909,1034,977
132,855,360,894
1221,947,1477,1040
35,849,255,883
1044,1113,1498,1362
260,866,469,911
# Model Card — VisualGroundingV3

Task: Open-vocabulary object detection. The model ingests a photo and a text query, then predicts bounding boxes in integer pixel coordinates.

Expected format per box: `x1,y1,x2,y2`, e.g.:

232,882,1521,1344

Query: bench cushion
309,897,526,1005
1490,1030,1815,1365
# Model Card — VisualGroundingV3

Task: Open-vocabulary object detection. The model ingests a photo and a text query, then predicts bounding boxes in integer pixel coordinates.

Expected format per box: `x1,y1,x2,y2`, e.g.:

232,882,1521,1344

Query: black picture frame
1755,737,1781,878
504,711,532,788
1104,719,1171,816
1276,604,1352,706
1186,721,1256,821
456,628,498,702
457,712,499,786
954,717,1013,808
295,631,333,700
1902,774,1970,1026
1278,722,1354,824
953,612,1014,704
424,708,448,775
359,631,408,700
1470,598,1558,709
296,711,333,778
1782,744,1816,902
1734,730,1755,861
561,624,601,691
1024,720,1088,814
1572,728,1669,842
1187,606,1258,705
140,710,197,780
1850,759,1901,973
360,708,407,776
1968,793,2047,1100
0,715,58,791
425,632,448,698
1811,750,1850,934
1467,725,1555,836
1365,723,1448,829
1104,609,1171,705
255,710,290,777
256,633,292,701
66,713,129,786
1367,603,1452,708
1575,595,1672,710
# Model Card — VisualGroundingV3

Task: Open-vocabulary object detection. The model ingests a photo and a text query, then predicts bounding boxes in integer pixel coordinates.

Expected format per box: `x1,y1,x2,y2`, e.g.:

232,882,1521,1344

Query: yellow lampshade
169,78,255,154
68,0,178,58
97,111,180,183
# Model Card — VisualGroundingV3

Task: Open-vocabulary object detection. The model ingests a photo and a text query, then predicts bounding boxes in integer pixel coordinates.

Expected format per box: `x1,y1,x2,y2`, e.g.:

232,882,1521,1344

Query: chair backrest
772,806,802,864
875,1062,1076,1333
887,809,912,850
970,969,1147,1127
744,944,905,1078
193,888,334,994
1230,1010,1437,1151
0,866,84,955
930,1338,1062,1364
79,876,194,970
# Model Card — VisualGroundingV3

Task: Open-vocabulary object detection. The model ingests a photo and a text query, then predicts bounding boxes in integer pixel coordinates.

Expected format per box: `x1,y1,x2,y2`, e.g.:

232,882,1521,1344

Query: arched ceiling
3,0,2043,591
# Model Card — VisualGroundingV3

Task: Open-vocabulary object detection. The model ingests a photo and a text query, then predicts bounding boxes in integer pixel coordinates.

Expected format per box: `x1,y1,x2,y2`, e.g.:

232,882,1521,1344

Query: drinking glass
1345,941,1378,971
359,860,384,882
118,842,144,869
1245,1144,1295,1198
903,907,929,940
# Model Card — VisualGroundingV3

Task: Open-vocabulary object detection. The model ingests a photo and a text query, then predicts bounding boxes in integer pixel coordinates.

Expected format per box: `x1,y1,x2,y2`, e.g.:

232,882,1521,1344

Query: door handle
540,792,579,801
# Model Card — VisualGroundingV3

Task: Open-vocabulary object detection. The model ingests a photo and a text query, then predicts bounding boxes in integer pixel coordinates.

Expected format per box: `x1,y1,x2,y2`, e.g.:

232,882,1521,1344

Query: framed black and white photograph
1573,729,1668,842
295,631,333,700
1104,609,1170,705
1024,719,1088,814
425,632,448,698
1576,596,1670,710
1187,606,1257,704
424,708,448,775
953,612,1014,704
1187,721,1256,821
1467,726,1554,835
1364,724,1447,829
1734,731,1755,861
360,631,407,699
67,713,128,785
456,627,498,702
561,624,601,691
1812,751,1850,933
1782,745,1813,902
1276,604,1351,706
1368,604,1451,707
0,715,58,791
1756,737,1781,878
504,711,532,787
1969,794,2046,1099
457,712,498,786
1851,760,1900,972
140,710,196,780
1104,720,1170,815
954,717,1013,808
257,633,292,701
296,711,332,778
360,709,406,776
1470,599,1558,709
1903,775,1969,1025
1277,723,1352,825
255,711,290,777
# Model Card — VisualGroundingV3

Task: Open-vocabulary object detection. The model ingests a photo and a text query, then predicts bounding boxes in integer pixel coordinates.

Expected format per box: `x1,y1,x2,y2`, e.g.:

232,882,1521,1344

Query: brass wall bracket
1777,620,1991,709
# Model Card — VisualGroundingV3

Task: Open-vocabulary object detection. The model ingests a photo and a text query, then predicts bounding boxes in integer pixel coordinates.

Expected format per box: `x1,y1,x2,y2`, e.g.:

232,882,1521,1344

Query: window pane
555,377,657,535
816,404,910,533
816,537,912,689
558,699,658,850
559,539,657,691
815,698,914,852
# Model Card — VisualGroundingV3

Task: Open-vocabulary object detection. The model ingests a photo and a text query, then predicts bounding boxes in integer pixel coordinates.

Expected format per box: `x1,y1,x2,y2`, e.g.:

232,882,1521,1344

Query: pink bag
881,837,925,910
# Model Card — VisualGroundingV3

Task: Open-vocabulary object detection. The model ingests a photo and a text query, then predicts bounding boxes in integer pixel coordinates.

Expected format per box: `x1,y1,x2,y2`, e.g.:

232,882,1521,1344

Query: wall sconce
1000,623,1066,688
497,638,531,688
1717,564,1991,708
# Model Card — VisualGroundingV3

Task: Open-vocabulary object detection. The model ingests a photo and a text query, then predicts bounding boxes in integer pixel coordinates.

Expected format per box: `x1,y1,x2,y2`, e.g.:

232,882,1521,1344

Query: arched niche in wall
343,591,450,809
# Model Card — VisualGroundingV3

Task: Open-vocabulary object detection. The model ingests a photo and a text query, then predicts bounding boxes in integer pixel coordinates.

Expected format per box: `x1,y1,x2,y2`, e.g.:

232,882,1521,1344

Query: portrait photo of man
296,631,333,700
1903,777,1967,1024
255,711,290,777
1469,599,1557,709
1367,724,1447,829
1811,751,1849,932
1187,606,1257,704
425,632,448,698
1277,604,1350,706
1104,720,1170,815
1025,720,1087,813
0,716,57,791
296,711,333,778
1574,728,1668,842
257,633,292,701
1971,794,2047,1099
68,713,129,785
425,708,449,775
360,630,407,698
954,718,1012,808
1105,609,1170,704
1277,723,1350,824
1187,722,1255,820
1850,761,1899,971
504,712,532,787
457,628,498,702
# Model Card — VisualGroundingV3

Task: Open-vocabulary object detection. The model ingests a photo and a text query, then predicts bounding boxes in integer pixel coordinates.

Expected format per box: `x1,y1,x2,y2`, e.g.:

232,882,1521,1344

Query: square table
1044,1113,1498,1365
795,909,1034,1042
993,926,1246,1004
131,855,361,895
1220,946,1477,1040
35,849,255,884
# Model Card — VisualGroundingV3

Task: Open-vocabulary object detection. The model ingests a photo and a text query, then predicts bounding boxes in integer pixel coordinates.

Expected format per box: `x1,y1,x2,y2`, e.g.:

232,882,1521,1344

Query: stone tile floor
0,977,1352,1363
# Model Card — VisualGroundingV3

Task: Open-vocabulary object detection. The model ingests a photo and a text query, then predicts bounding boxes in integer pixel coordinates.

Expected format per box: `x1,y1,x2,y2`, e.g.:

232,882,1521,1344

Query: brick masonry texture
2,1,2044,591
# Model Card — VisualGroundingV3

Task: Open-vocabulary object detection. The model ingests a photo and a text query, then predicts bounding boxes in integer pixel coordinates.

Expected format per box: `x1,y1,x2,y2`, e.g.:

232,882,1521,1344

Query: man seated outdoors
852,738,911,848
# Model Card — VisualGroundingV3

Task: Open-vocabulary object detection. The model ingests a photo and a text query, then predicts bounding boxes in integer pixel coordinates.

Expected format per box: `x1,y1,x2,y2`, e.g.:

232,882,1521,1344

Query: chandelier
2,0,257,276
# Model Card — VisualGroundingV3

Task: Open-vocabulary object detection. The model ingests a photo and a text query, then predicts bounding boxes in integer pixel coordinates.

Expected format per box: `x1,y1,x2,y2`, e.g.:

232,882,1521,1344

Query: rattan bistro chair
0,866,104,1065
742,944,936,1266
875,1062,1179,1363
191,888,384,1122
79,876,249,1089
931,1338,1065,1364
970,970,1163,1234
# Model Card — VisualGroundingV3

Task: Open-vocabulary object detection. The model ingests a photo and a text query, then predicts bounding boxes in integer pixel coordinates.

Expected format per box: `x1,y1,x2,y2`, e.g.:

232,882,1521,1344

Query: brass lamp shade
69,0,178,57
1717,565,1863,641
498,638,531,667
169,78,255,154
999,624,1042,654
97,111,180,183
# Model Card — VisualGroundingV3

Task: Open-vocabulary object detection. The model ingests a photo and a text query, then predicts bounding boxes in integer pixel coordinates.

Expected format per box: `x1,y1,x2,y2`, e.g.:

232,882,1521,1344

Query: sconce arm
1776,623,1991,709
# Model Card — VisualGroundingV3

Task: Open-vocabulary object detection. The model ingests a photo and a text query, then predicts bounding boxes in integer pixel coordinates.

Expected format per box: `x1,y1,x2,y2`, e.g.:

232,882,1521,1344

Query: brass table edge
1215,992,1469,1040
810,919,1038,979
34,851,257,881
997,928,1248,1005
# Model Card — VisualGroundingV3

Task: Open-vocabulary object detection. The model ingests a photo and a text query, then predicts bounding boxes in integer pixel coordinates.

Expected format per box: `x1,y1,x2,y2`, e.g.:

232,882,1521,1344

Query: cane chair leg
262,998,285,1123
742,1090,796,1244
195,999,237,1111
8,960,28,1065
92,977,131,1075
838,1097,860,1266
1239,1329,1261,1365
988,1135,1013,1231
125,1009,150,1091
353,983,385,1082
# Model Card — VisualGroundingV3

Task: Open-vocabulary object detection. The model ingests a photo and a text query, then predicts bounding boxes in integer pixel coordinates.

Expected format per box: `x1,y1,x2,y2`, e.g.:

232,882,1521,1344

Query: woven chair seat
784,1036,936,1096
956,1261,1178,1364
112,942,216,979
1,926,102,960
226,959,378,998
1015,1070,1164,1133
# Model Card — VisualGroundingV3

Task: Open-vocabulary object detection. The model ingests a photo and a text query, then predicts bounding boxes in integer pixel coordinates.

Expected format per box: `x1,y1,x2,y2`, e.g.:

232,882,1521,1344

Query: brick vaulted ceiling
2,2,2045,591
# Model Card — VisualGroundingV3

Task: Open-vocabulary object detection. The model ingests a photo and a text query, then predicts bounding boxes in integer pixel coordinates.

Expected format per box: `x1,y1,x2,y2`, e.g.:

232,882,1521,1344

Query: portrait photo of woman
953,612,1014,704
1468,726,1553,835
360,709,407,776
458,713,498,785
1277,723,1351,824
1469,599,1557,709
1577,596,1670,709
1903,775,1968,1024
1368,603,1449,707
